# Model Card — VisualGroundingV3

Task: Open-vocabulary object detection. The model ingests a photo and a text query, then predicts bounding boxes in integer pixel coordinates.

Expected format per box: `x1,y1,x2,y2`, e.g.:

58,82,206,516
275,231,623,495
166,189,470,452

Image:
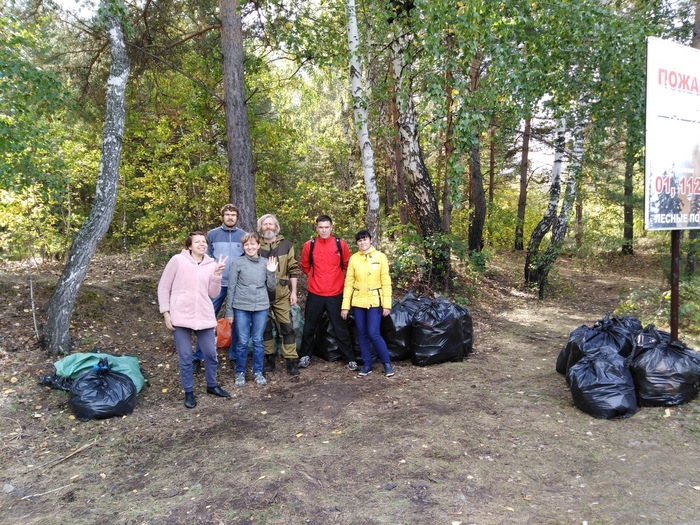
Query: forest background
4,0,700,348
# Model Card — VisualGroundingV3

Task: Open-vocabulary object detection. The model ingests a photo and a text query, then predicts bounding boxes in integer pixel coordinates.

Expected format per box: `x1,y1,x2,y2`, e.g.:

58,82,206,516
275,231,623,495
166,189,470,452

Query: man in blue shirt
193,204,245,371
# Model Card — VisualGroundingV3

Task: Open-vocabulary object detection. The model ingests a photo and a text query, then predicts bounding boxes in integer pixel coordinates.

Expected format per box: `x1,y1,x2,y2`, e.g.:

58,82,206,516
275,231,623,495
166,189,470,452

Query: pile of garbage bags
40,352,144,422
557,314,700,419
314,291,473,367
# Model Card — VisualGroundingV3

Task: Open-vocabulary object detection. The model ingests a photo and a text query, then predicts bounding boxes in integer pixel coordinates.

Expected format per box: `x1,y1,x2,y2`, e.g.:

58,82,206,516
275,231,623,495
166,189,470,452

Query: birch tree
524,120,566,289
346,0,379,239
528,124,584,298
42,4,130,355
390,31,449,286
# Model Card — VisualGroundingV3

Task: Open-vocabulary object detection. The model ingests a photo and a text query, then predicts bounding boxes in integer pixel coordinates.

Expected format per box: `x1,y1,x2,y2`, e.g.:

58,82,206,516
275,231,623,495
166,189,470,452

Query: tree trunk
536,163,578,299
388,73,409,227
528,122,583,298
346,0,379,240
514,118,531,250
621,136,635,255
42,13,130,355
489,123,495,204
468,138,486,252
220,0,255,231
575,189,583,248
525,120,565,285
390,33,449,287
441,36,455,232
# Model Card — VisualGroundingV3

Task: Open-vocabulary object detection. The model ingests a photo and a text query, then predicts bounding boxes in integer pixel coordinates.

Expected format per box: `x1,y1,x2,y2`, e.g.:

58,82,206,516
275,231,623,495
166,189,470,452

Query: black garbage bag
610,315,643,337
312,313,343,362
556,325,590,375
39,374,74,392
400,291,433,318
566,354,638,419
631,324,672,360
450,301,473,356
380,300,413,361
630,336,700,406
411,299,464,366
557,313,636,377
68,358,137,421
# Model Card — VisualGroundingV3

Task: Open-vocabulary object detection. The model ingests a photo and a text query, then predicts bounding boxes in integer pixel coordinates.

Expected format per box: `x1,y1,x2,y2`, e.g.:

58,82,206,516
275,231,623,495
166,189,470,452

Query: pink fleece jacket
157,249,222,330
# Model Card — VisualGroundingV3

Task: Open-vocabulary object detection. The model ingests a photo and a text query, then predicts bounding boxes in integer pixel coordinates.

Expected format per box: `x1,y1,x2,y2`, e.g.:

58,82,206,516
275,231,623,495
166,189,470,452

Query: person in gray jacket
193,204,245,371
225,232,278,387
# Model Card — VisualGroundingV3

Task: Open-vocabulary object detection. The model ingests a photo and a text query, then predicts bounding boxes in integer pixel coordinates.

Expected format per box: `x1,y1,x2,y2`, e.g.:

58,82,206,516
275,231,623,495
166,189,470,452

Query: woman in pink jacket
158,231,231,408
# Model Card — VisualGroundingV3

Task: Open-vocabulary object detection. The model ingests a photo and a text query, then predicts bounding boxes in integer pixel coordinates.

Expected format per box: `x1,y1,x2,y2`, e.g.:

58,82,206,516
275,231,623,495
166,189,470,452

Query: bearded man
257,214,301,375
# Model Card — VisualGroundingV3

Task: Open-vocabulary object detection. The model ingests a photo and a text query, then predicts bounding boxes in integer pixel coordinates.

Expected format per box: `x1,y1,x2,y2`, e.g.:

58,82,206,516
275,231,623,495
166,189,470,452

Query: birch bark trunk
346,0,379,239
524,119,565,285
43,13,130,355
390,33,449,286
534,129,583,298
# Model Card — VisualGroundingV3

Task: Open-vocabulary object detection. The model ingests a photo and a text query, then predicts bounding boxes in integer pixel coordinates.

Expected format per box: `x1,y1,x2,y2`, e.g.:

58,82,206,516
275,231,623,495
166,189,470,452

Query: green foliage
616,277,700,337
385,220,478,289
3,0,695,278
469,249,489,272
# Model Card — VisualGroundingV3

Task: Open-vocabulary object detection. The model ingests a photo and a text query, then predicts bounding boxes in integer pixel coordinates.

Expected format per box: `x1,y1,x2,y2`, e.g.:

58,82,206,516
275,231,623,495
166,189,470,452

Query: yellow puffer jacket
341,247,392,310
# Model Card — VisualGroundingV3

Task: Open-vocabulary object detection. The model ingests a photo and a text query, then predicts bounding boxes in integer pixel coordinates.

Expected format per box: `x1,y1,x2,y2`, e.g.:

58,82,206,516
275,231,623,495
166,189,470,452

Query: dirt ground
1,250,699,525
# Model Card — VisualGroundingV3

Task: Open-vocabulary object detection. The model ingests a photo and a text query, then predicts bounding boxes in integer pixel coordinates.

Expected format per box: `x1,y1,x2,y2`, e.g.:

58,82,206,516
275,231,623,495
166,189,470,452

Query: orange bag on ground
216,318,232,348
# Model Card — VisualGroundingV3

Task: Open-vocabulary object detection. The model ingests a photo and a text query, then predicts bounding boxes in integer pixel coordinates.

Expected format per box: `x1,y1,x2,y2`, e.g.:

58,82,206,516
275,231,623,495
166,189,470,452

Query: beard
262,229,277,241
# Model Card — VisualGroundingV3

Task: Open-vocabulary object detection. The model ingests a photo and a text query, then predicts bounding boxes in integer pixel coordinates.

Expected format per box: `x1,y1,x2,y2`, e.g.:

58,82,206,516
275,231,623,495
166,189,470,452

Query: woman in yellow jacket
340,230,395,377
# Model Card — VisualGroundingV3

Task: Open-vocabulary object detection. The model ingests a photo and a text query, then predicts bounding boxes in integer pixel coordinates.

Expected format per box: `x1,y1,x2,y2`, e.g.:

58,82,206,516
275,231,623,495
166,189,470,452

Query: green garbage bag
54,352,145,393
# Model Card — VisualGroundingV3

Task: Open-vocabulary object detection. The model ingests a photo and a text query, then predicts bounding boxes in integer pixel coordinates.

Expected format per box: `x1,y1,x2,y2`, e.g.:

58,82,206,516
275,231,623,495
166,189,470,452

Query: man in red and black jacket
298,215,357,370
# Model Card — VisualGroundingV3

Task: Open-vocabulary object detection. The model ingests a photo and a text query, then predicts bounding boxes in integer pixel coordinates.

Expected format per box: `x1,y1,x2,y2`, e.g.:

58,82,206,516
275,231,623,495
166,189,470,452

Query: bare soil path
1,250,698,525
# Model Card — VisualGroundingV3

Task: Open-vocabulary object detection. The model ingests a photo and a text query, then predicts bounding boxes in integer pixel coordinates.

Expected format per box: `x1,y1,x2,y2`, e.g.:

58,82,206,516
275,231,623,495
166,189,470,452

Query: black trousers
299,292,353,363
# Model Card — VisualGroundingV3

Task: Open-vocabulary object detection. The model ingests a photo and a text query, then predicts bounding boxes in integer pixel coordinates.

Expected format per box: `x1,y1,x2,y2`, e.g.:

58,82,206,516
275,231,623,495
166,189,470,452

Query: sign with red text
645,37,700,230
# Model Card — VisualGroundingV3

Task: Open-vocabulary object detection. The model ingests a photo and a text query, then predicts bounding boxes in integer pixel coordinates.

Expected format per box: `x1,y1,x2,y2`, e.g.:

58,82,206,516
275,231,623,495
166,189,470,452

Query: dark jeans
352,306,391,366
299,292,353,363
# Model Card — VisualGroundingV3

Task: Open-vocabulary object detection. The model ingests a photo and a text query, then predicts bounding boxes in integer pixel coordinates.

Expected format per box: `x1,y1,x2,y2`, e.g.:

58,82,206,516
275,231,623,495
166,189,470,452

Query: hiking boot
254,372,267,386
298,356,310,368
184,392,196,409
192,359,202,374
235,372,245,387
286,358,300,376
383,363,395,377
264,354,276,373
346,361,359,371
358,367,372,376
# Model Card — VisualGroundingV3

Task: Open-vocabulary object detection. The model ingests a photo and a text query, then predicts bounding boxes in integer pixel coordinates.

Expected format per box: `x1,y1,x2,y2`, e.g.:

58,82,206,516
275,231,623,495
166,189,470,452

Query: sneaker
254,372,267,386
235,372,245,387
346,361,359,371
298,356,310,368
358,368,372,376
383,363,395,377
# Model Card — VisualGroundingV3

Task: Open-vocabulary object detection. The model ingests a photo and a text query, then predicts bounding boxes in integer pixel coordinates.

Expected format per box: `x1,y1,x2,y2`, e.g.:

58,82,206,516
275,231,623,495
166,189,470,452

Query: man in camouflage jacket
257,214,301,375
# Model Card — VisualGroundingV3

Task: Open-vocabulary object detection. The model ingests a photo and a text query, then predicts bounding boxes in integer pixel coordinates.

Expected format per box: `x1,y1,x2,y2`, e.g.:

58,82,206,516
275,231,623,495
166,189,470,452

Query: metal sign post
670,230,680,341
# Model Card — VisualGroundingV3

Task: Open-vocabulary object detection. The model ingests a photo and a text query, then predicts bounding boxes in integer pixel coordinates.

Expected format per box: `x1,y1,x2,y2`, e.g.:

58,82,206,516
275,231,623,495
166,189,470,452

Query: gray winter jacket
225,255,276,315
